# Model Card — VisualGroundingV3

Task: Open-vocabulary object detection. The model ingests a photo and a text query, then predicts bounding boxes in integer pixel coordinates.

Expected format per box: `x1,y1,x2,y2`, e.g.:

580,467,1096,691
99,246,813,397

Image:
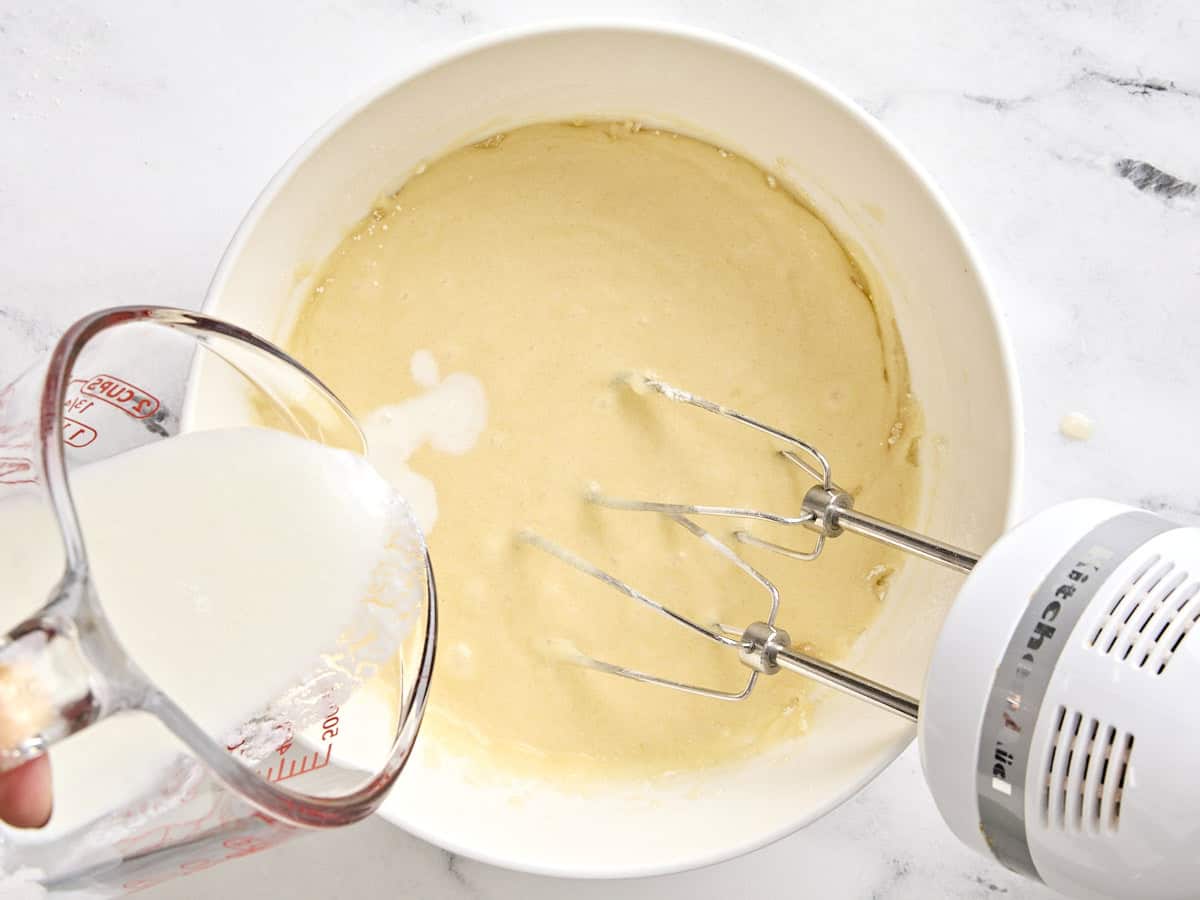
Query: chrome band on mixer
974,511,1172,880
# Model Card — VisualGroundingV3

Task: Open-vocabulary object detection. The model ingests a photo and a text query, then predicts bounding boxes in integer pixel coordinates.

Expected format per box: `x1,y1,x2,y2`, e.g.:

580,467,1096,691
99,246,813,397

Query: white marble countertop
3,1,1198,897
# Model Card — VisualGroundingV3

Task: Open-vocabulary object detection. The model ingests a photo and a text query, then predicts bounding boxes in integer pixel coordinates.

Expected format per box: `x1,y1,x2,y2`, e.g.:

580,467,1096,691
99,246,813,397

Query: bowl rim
201,19,1025,879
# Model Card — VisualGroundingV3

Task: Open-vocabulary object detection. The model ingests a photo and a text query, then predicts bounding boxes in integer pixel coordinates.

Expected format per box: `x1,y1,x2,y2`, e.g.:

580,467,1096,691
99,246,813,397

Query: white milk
0,427,421,843
361,350,487,535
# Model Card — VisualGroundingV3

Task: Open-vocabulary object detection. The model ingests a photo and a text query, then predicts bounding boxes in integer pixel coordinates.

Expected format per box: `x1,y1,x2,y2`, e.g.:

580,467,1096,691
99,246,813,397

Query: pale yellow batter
288,122,922,782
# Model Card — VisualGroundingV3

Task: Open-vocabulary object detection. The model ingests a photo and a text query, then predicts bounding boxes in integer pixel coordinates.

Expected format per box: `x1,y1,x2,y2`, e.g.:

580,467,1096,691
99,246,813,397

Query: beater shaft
736,622,918,720
769,635,919,721
832,507,977,573
797,482,979,573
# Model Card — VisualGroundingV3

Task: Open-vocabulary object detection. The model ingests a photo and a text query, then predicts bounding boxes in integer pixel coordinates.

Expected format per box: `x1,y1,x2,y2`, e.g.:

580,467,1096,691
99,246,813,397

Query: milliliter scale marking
259,706,342,785
263,744,333,784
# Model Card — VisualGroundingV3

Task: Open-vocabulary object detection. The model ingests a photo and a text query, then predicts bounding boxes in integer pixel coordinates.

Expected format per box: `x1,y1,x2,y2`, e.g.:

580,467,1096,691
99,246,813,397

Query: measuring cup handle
0,575,131,770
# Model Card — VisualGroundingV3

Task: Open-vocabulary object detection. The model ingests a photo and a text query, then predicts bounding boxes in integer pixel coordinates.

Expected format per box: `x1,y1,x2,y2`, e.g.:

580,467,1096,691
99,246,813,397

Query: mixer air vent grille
1088,553,1200,675
1041,706,1134,833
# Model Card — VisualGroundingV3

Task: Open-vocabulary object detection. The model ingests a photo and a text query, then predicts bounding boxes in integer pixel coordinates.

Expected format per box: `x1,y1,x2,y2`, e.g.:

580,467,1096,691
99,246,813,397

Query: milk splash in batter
361,351,487,534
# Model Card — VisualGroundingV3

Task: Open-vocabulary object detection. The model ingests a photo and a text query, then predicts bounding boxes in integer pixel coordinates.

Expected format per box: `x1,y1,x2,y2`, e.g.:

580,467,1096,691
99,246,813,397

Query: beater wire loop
517,514,783,701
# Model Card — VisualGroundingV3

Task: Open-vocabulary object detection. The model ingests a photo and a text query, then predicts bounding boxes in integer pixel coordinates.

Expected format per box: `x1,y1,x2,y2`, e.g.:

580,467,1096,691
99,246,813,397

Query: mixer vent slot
1041,706,1134,833
1088,553,1200,675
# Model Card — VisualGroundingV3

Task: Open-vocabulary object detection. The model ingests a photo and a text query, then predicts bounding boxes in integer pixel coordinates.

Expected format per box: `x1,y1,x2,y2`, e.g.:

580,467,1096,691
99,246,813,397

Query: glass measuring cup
0,306,436,896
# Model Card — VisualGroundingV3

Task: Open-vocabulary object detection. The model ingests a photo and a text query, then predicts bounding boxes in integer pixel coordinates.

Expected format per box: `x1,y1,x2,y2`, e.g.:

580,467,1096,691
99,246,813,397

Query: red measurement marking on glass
121,814,292,894
0,457,35,484
81,374,161,420
63,416,98,448
62,377,91,417
262,743,333,784
63,396,95,416
257,706,341,784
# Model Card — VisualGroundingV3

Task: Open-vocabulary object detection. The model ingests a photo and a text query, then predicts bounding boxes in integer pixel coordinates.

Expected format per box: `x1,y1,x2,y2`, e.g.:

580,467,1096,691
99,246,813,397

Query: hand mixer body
921,498,1200,900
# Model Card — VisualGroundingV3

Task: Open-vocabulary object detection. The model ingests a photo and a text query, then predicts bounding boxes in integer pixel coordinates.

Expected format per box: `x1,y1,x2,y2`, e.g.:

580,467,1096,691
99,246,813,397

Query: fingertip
0,754,52,829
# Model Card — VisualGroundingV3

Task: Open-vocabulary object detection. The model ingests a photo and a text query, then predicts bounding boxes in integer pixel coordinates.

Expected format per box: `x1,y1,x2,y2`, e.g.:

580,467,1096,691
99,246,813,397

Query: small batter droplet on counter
1060,411,1094,441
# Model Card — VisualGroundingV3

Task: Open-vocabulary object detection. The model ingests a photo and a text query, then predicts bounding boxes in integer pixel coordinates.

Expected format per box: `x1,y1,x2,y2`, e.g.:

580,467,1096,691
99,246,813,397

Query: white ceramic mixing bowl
199,23,1021,878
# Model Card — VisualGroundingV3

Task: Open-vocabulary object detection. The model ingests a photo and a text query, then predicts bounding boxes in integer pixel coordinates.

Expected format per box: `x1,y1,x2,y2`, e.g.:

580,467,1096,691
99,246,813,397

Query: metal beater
519,373,978,722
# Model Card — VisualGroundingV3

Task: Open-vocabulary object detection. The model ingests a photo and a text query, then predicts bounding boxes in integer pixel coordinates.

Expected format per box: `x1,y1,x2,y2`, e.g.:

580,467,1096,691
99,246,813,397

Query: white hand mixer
523,374,1199,900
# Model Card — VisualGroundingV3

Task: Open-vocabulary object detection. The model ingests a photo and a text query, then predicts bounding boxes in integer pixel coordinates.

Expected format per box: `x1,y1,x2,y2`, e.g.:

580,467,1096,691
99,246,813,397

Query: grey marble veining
3,1,1198,897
